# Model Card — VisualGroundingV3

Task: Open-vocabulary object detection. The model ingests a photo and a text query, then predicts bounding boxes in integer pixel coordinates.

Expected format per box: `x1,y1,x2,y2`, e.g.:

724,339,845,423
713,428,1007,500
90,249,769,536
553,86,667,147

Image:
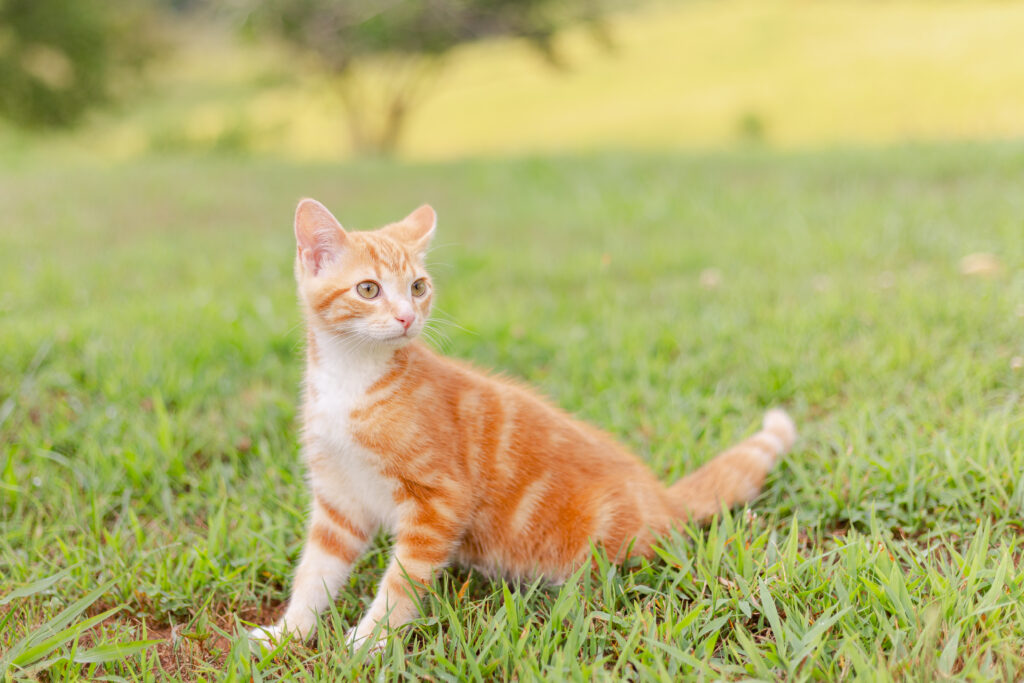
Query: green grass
2,143,1024,680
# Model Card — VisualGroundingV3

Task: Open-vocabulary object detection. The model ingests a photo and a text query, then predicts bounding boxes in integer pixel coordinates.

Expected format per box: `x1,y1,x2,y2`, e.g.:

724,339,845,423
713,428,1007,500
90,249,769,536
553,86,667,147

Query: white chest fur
303,329,401,532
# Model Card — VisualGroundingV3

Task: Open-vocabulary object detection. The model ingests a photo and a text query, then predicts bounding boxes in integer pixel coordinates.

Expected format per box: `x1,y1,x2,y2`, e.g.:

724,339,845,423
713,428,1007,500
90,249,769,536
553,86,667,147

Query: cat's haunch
249,199,796,651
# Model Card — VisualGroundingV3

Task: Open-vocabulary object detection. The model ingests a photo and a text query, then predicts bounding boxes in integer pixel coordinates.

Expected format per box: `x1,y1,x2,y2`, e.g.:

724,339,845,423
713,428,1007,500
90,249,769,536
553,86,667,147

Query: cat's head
293,198,435,348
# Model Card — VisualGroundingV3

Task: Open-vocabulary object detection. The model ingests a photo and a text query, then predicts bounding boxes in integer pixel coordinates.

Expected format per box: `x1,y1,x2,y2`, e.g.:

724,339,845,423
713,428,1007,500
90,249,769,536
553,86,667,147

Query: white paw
346,625,387,654
248,624,286,651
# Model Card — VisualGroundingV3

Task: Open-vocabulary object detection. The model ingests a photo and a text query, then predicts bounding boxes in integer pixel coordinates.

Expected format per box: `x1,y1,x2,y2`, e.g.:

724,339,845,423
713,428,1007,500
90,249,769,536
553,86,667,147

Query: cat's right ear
294,198,347,276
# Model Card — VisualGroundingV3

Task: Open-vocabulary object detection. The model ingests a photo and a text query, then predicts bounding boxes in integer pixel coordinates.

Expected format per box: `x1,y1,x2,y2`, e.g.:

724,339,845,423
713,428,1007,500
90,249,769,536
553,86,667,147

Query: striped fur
249,199,797,650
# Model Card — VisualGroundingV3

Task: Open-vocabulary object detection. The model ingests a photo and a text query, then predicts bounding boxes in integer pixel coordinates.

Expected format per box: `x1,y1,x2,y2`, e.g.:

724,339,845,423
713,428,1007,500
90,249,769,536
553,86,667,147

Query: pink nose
395,313,414,330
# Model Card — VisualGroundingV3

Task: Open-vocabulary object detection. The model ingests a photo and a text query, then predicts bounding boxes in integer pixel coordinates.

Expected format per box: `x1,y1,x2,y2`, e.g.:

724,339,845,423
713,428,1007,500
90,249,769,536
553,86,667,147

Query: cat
249,198,796,650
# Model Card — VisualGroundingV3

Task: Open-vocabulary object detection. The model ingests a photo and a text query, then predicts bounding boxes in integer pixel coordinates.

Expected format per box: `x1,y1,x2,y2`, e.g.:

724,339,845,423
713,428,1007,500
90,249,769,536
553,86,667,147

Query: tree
245,0,607,156
0,0,159,129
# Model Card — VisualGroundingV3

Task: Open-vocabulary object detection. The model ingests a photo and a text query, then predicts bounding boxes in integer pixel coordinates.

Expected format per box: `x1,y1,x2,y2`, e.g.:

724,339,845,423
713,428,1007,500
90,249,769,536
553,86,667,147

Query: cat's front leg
348,499,463,650
250,495,372,646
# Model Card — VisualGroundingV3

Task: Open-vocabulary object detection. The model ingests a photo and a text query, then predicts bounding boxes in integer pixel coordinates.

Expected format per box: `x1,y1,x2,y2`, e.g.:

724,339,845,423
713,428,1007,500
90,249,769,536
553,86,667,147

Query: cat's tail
665,409,796,523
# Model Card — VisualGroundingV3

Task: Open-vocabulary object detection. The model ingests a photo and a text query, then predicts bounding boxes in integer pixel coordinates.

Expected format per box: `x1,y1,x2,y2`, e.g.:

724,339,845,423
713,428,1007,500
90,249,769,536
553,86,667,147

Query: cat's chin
317,327,417,353
374,331,418,347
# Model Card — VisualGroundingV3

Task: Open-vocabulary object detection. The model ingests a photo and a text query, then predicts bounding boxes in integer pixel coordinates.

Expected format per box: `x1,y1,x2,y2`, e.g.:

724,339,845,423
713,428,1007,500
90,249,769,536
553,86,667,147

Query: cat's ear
294,198,347,276
383,204,436,257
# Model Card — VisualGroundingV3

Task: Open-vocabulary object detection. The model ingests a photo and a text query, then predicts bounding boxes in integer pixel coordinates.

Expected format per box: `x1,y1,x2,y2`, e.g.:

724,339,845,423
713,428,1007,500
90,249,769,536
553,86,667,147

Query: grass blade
0,567,74,606
73,639,162,664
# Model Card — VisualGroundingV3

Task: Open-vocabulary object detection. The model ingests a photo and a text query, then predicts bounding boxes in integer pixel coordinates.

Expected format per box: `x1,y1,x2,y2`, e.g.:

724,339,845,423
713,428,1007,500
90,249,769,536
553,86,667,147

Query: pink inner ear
384,204,436,253
298,243,336,275
295,199,346,275
404,205,436,239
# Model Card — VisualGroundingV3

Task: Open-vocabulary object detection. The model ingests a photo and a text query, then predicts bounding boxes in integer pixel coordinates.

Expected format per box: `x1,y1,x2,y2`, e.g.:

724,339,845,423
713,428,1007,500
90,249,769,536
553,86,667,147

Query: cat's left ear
383,204,436,258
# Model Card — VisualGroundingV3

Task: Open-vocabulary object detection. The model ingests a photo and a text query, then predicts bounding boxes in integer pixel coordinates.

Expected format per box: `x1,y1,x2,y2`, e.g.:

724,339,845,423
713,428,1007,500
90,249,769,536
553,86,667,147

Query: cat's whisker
423,317,451,333
426,240,459,253
429,307,477,336
286,320,312,354
422,327,453,350
427,316,459,331
422,320,452,339
425,321,468,342
419,328,451,352
325,330,373,354
424,325,451,341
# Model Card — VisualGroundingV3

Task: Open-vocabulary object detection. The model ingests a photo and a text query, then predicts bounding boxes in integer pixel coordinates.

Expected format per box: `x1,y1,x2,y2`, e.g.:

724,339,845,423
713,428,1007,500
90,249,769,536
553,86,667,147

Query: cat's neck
306,324,401,386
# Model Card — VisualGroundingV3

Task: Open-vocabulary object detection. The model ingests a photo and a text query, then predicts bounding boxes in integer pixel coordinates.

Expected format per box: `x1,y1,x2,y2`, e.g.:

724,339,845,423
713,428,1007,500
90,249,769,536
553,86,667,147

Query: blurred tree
0,0,159,129
244,0,608,156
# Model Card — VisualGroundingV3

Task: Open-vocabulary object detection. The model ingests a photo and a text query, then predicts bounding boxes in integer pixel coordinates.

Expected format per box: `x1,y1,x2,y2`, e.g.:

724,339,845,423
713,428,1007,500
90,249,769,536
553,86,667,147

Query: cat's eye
411,279,427,297
356,281,381,299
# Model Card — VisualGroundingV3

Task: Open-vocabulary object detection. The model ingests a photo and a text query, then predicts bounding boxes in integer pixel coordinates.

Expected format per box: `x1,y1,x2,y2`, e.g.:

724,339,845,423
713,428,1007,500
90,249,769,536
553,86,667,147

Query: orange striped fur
249,199,797,650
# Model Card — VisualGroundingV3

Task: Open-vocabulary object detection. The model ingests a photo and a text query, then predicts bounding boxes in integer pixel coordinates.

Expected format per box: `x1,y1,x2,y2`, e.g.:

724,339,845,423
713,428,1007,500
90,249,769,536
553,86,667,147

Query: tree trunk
335,56,443,158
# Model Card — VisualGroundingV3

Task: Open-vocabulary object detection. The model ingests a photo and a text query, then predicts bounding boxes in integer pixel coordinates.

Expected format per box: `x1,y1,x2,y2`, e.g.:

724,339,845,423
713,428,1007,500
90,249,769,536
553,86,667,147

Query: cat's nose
395,312,415,330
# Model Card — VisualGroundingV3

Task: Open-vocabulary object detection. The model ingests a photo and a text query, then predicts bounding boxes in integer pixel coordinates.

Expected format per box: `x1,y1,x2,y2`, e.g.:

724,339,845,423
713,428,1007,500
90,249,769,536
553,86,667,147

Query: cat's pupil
412,279,426,297
357,281,380,299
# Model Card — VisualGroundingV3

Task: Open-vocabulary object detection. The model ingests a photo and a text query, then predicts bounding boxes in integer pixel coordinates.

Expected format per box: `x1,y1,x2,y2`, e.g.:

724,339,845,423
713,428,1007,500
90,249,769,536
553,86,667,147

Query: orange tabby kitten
249,199,796,649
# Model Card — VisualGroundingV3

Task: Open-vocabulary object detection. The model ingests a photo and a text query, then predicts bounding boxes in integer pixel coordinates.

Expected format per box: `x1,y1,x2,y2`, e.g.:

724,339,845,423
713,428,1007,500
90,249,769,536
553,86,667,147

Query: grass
2,142,1024,680
6,0,1024,163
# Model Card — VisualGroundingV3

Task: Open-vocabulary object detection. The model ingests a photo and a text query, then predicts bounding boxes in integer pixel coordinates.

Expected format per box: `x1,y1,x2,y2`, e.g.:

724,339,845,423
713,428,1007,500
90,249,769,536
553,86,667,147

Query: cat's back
368,341,651,474
342,342,614,471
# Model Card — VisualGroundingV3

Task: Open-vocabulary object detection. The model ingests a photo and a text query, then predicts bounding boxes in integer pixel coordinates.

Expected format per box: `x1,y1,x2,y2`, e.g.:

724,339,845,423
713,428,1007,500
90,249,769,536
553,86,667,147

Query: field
2,143,1023,680
7,0,1024,163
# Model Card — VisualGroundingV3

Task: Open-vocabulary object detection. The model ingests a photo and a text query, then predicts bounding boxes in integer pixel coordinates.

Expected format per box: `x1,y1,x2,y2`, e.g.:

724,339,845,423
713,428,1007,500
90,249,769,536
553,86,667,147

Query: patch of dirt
56,598,289,681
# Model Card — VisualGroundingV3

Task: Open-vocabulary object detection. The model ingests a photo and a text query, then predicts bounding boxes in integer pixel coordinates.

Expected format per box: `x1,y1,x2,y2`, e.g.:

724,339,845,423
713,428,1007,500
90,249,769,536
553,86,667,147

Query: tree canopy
246,0,607,155
0,0,159,129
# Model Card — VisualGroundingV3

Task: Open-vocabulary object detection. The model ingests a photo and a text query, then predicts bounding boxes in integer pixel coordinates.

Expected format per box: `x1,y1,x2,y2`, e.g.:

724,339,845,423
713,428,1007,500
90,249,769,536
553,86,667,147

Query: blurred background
4,0,1024,162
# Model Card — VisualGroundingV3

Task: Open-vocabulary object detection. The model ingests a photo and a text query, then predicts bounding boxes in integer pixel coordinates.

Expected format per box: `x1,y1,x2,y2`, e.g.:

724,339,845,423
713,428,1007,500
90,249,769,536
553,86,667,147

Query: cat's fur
249,199,796,649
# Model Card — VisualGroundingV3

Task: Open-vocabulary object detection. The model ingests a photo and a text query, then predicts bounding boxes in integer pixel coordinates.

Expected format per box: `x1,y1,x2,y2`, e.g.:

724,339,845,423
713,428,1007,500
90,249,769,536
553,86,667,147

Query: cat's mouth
380,329,416,344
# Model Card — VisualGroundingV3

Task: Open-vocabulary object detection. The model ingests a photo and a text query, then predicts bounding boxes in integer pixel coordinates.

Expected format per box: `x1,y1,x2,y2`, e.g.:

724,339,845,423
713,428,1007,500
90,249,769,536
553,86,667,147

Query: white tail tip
762,408,797,452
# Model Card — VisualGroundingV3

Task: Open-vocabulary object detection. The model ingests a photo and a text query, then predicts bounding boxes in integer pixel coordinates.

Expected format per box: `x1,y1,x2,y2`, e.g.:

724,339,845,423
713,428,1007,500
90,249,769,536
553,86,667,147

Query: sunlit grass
409,0,1024,157
2,143,1024,678
6,0,1024,163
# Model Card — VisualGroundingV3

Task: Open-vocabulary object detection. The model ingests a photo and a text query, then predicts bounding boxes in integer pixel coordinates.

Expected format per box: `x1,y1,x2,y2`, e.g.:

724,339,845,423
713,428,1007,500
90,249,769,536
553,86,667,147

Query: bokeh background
4,0,1024,161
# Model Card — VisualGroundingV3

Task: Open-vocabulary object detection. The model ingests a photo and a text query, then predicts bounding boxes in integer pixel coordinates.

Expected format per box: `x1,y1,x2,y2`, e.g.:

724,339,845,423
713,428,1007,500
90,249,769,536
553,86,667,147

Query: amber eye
356,281,381,299
411,279,427,297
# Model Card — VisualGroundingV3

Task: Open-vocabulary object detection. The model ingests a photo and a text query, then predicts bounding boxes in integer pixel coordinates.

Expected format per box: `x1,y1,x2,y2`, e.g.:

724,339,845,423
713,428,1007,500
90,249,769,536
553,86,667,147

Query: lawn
2,143,1023,680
